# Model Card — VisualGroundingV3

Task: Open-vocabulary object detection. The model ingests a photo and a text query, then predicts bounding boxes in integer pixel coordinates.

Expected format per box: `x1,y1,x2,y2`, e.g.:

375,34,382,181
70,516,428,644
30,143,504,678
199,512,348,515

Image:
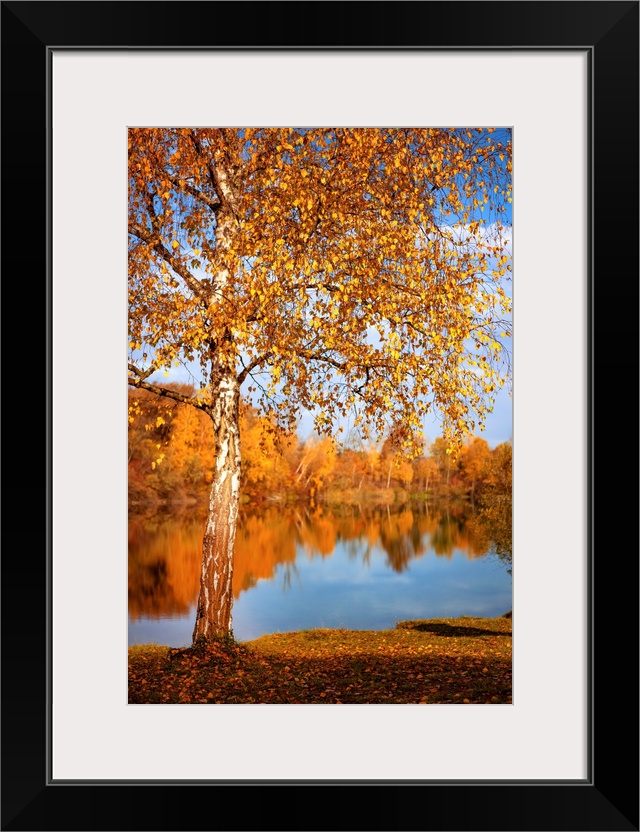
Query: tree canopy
129,127,512,453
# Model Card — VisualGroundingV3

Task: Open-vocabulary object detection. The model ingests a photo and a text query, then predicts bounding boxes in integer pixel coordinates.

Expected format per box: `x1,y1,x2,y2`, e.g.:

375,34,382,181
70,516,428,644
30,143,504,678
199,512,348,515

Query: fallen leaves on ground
128,616,511,704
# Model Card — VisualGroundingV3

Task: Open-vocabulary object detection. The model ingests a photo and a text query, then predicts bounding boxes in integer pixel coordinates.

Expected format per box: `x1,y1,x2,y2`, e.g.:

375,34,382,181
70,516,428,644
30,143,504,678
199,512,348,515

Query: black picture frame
2,2,638,830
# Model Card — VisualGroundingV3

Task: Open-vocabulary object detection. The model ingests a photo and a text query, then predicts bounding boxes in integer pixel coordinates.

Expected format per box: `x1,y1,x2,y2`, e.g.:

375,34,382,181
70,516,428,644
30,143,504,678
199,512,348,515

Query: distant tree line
128,385,512,508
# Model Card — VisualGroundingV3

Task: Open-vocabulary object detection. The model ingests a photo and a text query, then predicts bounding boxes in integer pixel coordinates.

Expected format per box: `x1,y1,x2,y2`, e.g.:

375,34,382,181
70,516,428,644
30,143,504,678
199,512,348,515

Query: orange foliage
239,407,294,498
129,387,510,507
129,128,512,457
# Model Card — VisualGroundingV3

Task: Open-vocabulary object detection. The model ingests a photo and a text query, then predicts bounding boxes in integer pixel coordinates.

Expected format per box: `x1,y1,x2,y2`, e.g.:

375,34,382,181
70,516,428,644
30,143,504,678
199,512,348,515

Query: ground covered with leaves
128,616,512,705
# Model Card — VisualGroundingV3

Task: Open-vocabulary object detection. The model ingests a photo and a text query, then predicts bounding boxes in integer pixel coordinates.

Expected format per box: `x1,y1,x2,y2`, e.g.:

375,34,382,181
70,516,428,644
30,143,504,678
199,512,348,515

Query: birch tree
128,127,512,643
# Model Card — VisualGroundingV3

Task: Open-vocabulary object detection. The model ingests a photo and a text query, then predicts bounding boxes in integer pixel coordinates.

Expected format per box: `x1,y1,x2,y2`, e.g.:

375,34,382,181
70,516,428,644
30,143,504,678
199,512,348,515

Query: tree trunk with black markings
192,372,241,643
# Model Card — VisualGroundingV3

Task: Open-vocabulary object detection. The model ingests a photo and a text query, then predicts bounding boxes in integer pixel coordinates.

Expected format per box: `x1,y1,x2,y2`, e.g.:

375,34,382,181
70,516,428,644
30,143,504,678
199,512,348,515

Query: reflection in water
129,501,512,645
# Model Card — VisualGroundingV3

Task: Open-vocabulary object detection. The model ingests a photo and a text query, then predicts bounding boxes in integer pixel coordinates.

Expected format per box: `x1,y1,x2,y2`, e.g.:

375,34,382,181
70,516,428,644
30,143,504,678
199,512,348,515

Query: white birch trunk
192,373,241,642
192,145,243,643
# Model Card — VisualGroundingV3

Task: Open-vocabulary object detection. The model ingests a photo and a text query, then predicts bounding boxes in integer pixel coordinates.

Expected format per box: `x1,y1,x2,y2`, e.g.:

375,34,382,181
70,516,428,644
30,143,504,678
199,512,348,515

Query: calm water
128,502,512,646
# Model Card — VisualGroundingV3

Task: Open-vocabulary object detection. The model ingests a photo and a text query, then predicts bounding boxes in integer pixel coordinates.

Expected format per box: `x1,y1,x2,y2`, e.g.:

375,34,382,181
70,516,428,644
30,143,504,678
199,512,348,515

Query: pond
128,501,512,646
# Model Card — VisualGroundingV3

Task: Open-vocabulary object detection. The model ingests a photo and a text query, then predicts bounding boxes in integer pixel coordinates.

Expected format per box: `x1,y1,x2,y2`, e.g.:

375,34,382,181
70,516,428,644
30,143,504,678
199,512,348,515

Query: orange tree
128,127,512,643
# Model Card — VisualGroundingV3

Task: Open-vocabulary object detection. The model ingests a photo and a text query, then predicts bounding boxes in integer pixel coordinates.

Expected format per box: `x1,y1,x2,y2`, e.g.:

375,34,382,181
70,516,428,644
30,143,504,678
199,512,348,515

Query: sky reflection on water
129,507,511,646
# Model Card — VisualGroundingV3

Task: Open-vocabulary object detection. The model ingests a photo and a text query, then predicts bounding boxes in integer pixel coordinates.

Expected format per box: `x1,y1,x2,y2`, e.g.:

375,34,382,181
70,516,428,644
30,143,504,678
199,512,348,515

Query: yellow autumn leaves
128,127,512,453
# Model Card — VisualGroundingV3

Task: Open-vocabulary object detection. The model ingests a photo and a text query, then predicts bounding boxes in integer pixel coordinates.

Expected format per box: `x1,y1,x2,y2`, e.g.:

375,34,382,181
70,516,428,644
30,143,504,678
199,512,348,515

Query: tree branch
127,374,209,411
237,354,269,385
144,191,161,236
354,366,371,394
128,363,155,381
190,129,240,220
169,176,222,213
128,223,210,301
189,130,219,196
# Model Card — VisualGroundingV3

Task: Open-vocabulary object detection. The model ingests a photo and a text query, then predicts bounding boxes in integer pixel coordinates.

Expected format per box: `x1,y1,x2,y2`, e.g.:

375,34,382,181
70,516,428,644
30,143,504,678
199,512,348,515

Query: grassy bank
128,615,512,705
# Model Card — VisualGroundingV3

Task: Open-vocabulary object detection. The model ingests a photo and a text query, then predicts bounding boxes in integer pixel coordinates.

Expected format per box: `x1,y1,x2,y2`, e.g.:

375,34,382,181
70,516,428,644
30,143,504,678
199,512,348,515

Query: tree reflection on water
128,500,512,622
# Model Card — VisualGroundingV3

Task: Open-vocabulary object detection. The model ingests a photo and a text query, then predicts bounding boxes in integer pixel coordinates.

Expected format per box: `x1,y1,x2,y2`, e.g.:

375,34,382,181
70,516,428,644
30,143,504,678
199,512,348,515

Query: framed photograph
3,2,637,830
